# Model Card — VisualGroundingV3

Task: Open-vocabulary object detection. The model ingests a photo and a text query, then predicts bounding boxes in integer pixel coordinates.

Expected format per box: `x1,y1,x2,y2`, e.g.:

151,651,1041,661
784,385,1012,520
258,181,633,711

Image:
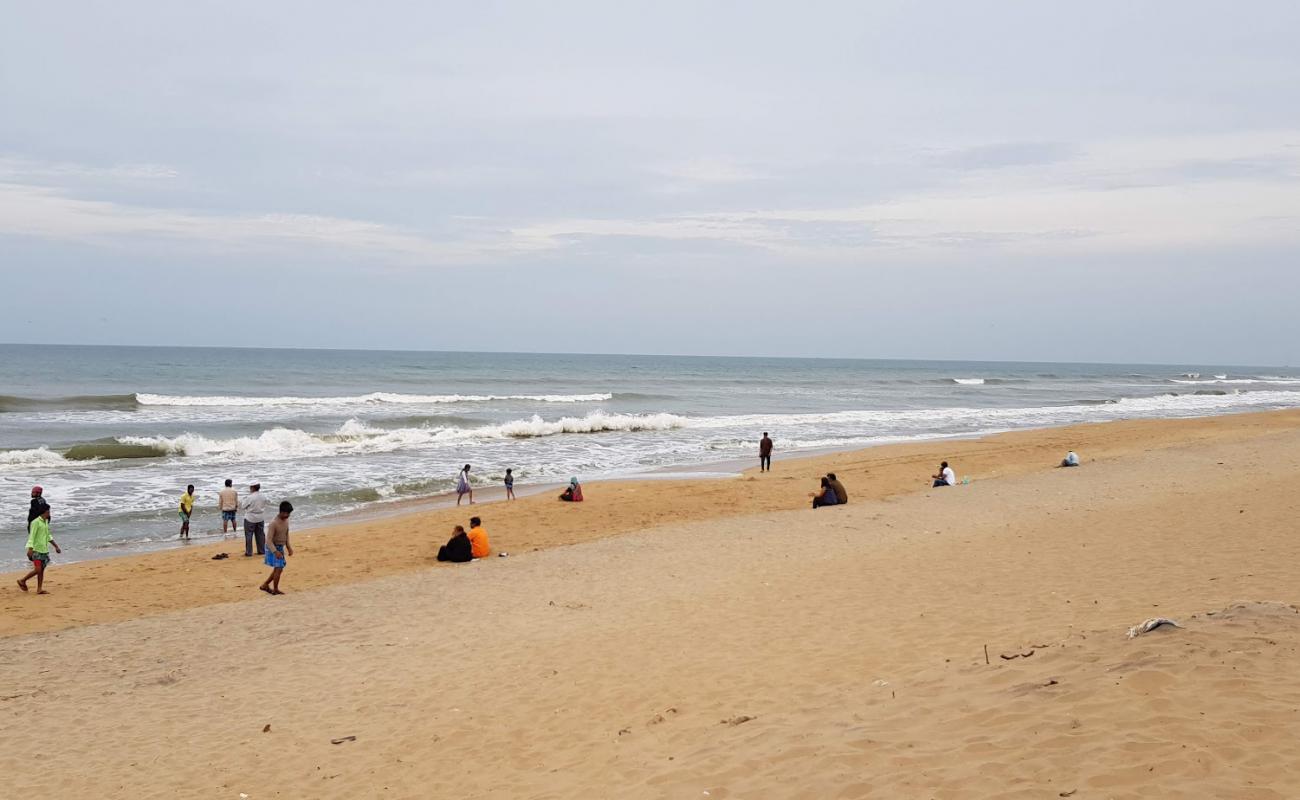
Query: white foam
1170,378,1300,385
951,378,985,385
134,391,613,407
109,411,690,462
0,446,68,470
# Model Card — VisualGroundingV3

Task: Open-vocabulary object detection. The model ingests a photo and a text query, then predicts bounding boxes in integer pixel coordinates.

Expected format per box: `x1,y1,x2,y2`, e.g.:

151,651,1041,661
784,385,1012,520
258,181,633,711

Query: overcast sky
1,1,1297,364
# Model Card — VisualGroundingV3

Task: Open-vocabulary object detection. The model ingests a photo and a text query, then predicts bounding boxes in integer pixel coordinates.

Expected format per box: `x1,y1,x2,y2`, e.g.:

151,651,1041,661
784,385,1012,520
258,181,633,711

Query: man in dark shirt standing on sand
759,432,773,472
259,501,293,595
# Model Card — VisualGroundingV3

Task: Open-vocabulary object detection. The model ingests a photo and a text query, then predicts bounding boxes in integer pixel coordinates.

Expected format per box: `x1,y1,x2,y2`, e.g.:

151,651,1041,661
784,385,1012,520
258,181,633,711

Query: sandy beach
4,409,1300,798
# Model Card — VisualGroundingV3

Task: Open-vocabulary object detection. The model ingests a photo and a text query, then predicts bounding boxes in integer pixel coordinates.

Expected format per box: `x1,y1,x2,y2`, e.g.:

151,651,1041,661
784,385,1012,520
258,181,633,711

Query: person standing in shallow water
259,501,293,595
218,479,239,534
178,484,195,539
759,433,773,472
456,464,473,505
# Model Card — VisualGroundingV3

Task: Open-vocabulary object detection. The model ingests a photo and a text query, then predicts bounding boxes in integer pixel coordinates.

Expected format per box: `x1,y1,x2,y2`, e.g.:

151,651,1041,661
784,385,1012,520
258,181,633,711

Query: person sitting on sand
931,461,956,488
437,525,473,563
1061,451,1079,468
467,516,489,558
826,472,848,505
18,503,60,595
559,477,584,502
811,476,840,509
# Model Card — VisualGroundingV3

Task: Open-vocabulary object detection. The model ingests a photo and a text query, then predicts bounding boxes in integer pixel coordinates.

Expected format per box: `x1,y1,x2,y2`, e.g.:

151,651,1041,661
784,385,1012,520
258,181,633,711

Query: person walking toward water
456,464,473,505
218,479,239,534
17,503,60,594
259,501,294,595
178,484,195,539
759,432,773,472
241,482,268,556
504,468,515,500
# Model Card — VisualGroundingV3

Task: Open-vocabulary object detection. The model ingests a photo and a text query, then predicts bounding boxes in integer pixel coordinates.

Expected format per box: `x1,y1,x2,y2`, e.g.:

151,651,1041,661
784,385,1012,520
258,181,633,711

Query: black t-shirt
27,497,48,526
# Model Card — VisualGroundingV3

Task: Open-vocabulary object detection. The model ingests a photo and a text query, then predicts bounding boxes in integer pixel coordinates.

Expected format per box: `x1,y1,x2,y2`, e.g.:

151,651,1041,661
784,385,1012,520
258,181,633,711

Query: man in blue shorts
218,479,239,534
259,501,294,595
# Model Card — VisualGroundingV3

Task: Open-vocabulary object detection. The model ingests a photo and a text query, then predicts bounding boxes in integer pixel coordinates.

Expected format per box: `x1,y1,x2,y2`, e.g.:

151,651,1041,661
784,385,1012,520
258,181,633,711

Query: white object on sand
1127,617,1181,638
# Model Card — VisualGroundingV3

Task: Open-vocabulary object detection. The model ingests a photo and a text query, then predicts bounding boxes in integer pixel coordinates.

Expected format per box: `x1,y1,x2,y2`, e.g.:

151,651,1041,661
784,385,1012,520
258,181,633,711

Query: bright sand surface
3,409,1300,797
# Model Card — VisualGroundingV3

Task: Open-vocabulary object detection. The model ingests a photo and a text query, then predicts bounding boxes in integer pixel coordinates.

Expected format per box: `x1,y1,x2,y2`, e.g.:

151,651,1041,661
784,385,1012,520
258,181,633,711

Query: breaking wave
0,393,140,413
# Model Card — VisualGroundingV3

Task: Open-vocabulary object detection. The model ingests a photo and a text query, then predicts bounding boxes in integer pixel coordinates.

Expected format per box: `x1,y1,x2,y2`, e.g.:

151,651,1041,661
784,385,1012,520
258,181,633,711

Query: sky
1,1,1298,365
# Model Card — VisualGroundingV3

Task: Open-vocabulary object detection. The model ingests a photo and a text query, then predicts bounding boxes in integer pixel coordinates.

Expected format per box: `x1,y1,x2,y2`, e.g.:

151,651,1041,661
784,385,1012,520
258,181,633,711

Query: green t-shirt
26,517,51,554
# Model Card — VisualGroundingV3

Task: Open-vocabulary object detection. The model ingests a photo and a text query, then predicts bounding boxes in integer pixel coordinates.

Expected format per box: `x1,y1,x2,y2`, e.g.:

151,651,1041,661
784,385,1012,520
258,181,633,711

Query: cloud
930,141,1078,170
0,156,179,182
0,183,528,264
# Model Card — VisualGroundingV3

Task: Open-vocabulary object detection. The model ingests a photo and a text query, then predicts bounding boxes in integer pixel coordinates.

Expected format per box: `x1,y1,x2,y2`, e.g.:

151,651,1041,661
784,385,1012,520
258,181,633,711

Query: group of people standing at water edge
178,480,272,557
169,479,294,593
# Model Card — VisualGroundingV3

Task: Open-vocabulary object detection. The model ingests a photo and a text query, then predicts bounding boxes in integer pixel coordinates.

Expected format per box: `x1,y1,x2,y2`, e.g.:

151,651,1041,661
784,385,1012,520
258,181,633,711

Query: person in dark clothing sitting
826,473,848,505
811,476,840,509
437,525,473,563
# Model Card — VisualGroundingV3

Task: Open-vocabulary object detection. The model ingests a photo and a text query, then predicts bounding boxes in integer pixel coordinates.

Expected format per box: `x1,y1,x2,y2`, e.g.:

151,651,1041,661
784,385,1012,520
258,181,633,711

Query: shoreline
5,406,1300,638
17,409,1235,569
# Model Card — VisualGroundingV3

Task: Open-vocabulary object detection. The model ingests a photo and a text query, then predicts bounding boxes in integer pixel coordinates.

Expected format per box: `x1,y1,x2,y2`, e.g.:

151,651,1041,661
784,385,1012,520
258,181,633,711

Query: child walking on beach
18,504,60,594
504,468,515,500
259,501,294,595
456,464,473,505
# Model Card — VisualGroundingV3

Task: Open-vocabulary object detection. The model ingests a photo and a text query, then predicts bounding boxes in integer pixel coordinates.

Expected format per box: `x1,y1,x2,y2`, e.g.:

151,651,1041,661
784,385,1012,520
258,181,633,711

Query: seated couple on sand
437,516,490,562
559,477,583,502
811,473,848,509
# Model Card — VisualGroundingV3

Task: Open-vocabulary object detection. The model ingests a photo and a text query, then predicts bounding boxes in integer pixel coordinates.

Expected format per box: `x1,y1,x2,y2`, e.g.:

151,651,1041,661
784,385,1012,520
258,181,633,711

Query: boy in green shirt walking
18,504,60,594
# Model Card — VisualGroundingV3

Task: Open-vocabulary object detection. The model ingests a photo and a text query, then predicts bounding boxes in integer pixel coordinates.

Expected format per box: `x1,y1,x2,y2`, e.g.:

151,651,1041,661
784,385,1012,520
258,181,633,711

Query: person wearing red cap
27,486,48,527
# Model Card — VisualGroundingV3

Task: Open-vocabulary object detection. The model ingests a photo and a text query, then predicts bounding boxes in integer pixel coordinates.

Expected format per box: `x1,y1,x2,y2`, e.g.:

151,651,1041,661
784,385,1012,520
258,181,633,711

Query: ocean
3,344,1299,569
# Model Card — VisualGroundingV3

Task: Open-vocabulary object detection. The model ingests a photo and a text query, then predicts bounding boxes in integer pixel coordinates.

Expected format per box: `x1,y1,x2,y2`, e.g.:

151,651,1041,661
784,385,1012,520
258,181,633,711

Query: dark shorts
222,510,237,521
30,551,50,566
264,548,286,569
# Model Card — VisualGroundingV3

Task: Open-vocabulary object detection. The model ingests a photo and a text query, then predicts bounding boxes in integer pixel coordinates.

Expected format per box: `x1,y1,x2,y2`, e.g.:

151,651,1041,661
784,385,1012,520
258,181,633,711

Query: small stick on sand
984,644,990,665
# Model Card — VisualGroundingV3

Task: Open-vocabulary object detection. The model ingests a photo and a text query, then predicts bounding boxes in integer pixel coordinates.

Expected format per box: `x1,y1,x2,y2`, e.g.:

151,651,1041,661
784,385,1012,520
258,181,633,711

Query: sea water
3,344,1298,568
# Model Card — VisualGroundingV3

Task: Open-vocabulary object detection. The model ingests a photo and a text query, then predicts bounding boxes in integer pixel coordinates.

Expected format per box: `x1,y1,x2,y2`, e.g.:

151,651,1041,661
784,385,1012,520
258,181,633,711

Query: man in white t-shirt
241,483,268,556
932,461,956,487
